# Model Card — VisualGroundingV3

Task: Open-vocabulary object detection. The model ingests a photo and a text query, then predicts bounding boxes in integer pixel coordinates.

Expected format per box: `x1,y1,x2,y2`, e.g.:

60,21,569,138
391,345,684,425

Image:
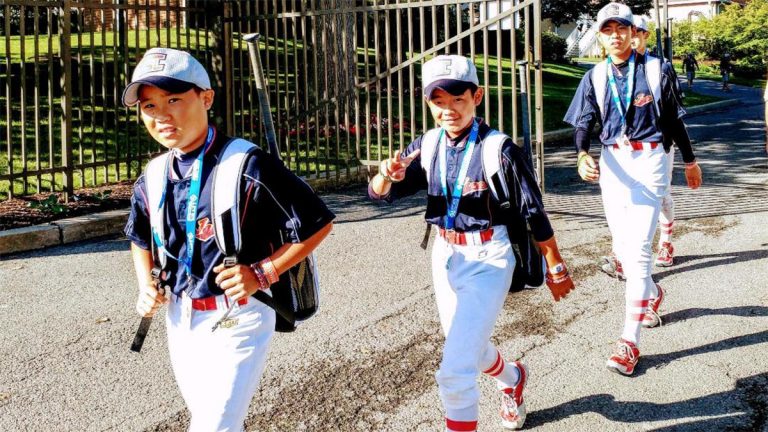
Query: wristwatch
549,263,566,275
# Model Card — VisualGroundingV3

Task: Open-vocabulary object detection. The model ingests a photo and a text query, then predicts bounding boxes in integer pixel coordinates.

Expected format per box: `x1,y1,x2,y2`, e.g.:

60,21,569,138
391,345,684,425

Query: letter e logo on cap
145,53,167,73
434,59,453,77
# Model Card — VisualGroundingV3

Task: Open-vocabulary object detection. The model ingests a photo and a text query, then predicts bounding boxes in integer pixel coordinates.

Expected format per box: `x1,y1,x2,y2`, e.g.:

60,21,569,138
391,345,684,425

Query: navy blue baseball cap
122,47,211,107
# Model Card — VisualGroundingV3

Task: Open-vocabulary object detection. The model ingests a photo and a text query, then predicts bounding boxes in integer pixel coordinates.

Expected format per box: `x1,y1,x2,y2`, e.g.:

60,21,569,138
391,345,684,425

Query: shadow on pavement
316,185,427,224
663,306,768,325
636,330,768,376
527,371,768,430
654,248,768,282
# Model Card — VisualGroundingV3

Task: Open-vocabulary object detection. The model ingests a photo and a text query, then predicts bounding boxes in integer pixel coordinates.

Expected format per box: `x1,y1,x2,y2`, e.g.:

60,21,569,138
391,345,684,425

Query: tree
694,0,768,76
543,0,653,27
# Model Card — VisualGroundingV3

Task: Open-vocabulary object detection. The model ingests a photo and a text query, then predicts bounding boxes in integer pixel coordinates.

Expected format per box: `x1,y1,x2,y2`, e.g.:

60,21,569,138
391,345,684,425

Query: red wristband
259,258,280,285
249,263,270,289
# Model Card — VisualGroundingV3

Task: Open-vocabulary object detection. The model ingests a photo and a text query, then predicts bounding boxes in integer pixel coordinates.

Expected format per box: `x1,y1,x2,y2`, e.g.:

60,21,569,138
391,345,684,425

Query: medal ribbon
606,51,636,134
152,126,216,279
438,119,479,230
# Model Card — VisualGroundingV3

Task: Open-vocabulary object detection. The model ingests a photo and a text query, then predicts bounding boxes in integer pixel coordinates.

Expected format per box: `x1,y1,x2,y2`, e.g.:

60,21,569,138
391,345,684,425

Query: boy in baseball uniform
564,3,702,375
369,55,575,431
601,14,697,278
123,48,334,431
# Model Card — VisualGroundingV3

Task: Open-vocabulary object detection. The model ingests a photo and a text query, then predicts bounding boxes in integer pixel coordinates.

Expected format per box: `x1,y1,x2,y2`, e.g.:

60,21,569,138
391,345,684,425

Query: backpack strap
144,152,172,269
593,57,663,119
480,130,512,209
419,128,442,183
211,138,257,263
209,138,299,324
645,55,663,117
591,60,609,118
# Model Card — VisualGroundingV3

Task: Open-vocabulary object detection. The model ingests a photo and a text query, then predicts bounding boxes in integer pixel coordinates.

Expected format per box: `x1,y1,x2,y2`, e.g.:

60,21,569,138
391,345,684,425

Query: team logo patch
608,4,620,16
196,217,214,241
634,93,654,107
463,179,488,196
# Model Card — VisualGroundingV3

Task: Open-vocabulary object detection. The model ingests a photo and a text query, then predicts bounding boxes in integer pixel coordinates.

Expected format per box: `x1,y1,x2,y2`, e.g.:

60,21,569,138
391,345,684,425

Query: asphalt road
1,79,767,431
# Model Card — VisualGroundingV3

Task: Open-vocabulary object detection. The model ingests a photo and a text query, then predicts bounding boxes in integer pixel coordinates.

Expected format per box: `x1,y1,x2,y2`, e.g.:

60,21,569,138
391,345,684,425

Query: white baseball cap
122,47,211,107
422,55,479,99
633,15,649,32
596,2,634,30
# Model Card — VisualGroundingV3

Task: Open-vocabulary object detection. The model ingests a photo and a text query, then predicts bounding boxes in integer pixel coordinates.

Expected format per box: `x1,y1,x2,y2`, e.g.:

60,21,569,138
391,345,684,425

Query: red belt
438,228,494,246
612,141,659,151
191,296,247,311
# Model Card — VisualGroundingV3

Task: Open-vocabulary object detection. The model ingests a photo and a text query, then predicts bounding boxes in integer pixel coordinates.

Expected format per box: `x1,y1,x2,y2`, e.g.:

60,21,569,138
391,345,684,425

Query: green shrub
542,31,567,63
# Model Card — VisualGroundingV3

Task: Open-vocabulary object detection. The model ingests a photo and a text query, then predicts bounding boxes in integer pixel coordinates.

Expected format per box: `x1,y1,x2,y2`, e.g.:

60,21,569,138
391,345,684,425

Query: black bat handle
130,317,153,352
130,284,165,353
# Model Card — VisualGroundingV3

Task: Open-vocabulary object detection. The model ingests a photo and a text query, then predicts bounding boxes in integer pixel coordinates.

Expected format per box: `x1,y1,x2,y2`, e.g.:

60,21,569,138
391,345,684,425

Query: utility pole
654,0,664,60
664,0,672,61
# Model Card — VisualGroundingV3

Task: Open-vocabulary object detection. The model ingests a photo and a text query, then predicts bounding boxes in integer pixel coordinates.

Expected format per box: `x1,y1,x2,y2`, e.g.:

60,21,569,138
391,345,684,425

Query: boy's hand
136,281,167,318
684,161,702,189
381,149,421,182
577,152,599,182
546,267,575,302
213,263,269,302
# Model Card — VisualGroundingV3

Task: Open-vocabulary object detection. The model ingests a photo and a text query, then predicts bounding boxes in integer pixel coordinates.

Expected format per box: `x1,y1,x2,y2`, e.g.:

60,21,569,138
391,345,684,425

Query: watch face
551,263,565,274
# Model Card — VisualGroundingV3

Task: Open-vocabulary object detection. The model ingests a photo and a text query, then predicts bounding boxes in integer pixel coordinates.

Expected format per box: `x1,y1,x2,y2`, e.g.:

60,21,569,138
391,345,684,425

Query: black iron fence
1,0,544,200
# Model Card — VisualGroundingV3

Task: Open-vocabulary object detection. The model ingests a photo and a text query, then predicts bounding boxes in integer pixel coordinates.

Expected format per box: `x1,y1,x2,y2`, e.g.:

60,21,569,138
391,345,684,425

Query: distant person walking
682,53,699,89
720,53,733,91
763,77,768,154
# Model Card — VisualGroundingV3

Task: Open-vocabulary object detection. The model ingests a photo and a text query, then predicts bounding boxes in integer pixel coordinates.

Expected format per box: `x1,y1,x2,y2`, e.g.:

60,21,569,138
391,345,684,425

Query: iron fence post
209,1,234,136
60,0,73,200
532,0,545,191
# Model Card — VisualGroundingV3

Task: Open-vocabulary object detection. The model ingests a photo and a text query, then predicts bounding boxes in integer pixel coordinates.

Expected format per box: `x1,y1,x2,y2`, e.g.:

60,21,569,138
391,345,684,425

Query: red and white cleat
654,242,675,267
600,254,626,281
500,361,528,430
606,339,640,376
642,284,665,328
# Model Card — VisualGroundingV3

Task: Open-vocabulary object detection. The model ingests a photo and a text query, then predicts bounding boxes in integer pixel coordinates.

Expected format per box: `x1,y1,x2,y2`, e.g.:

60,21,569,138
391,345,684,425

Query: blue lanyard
606,51,635,134
152,126,216,278
438,120,479,230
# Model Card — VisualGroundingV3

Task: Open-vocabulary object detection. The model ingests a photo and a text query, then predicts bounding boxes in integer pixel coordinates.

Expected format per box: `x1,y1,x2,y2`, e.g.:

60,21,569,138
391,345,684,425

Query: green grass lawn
2,31,738,200
0,30,212,62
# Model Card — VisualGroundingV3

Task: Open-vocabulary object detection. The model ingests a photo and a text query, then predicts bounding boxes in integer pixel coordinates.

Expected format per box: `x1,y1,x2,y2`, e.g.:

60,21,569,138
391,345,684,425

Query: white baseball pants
659,146,676,241
599,144,669,345
431,226,515,424
165,292,276,432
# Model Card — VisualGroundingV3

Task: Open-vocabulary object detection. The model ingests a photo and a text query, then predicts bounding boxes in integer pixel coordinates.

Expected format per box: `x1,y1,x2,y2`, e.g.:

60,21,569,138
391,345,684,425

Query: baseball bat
130,266,164,353
244,33,280,159
130,317,153,352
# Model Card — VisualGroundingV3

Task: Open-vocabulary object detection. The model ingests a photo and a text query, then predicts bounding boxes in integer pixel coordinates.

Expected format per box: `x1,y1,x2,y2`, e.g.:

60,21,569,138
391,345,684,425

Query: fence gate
233,0,546,188
0,0,544,200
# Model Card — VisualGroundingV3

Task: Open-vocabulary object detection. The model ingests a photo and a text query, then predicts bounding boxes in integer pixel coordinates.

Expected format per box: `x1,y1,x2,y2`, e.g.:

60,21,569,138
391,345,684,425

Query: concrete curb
684,98,741,115
0,209,129,256
0,98,742,257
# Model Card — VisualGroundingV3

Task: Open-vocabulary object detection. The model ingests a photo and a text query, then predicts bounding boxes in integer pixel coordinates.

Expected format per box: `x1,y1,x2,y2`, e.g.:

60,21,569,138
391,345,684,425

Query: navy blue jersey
563,53,695,162
125,130,335,299
372,119,554,242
